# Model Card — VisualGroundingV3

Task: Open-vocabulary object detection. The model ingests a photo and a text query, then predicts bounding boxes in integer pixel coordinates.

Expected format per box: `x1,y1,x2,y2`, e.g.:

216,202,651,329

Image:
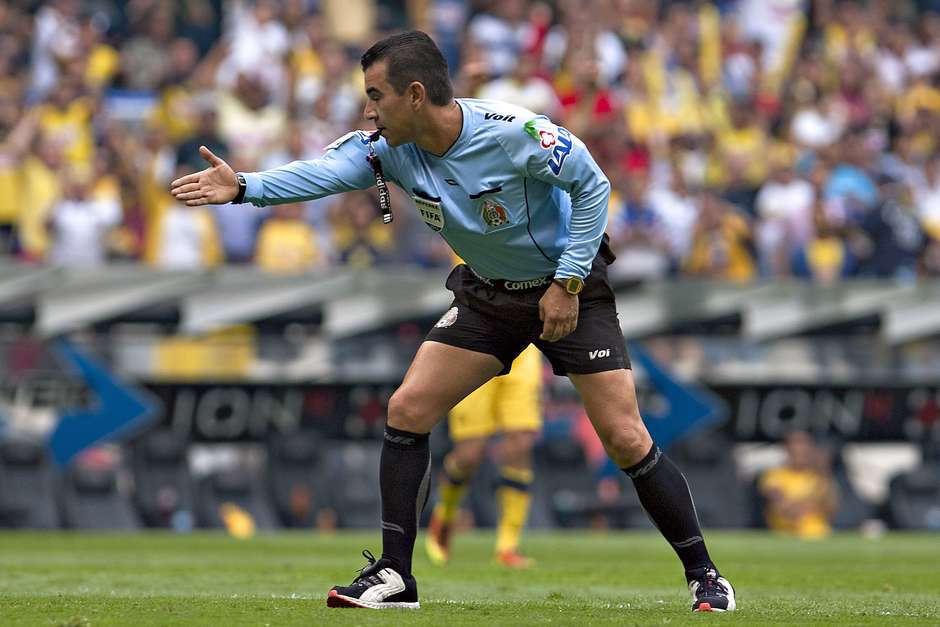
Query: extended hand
539,282,579,342
169,146,238,206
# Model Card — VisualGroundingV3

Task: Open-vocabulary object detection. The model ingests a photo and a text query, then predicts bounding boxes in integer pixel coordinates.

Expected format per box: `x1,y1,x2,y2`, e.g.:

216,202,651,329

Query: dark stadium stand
131,429,195,528
195,468,279,531
59,461,140,530
266,430,328,528
323,441,382,529
0,437,60,529
886,464,940,530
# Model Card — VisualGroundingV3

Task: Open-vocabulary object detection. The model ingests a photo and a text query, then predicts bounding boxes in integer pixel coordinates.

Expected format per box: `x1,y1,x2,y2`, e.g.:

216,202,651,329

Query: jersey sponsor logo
547,127,573,175
589,348,611,360
435,306,459,328
538,130,556,149
523,119,574,175
504,277,551,290
481,199,508,230
484,112,516,122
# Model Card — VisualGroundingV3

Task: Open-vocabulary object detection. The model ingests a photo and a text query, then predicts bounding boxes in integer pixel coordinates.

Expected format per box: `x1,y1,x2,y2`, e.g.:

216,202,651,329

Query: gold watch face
565,277,584,295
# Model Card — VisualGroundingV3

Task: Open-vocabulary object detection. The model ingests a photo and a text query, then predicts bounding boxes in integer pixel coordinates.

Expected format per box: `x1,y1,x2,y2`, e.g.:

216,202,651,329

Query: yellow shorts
448,344,543,441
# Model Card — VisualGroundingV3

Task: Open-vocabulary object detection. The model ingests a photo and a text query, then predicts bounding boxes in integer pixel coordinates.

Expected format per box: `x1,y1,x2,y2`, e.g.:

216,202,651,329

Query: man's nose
363,102,376,120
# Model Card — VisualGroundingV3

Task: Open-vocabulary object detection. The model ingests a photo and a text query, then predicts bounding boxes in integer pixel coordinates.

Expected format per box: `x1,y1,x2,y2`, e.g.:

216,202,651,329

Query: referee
171,31,736,613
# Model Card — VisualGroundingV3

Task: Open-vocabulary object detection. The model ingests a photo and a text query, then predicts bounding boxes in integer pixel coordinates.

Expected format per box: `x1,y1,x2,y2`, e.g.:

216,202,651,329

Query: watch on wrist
232,172,247,204
554,276,584,295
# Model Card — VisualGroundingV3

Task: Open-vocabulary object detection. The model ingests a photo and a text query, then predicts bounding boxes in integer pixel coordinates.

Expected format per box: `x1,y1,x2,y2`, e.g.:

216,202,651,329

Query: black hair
360,31,453,106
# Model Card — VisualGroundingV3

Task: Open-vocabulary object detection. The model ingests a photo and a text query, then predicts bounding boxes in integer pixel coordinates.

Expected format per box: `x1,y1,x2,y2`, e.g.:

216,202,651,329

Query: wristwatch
554,276,584,295
232,172,247,204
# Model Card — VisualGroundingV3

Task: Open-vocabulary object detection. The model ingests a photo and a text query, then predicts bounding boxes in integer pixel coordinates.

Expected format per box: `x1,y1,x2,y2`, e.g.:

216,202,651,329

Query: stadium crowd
3,0,940,281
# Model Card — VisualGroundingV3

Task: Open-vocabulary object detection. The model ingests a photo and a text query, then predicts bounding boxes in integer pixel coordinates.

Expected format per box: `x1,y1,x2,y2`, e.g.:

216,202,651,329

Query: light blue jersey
240,99,610,280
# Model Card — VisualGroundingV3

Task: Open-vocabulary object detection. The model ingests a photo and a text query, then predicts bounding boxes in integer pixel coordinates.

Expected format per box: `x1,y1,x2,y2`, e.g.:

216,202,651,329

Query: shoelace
353,550,384,586
697,572,728,599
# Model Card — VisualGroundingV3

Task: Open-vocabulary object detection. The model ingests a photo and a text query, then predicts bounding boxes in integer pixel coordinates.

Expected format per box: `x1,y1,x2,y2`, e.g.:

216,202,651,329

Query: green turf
0,530,937,625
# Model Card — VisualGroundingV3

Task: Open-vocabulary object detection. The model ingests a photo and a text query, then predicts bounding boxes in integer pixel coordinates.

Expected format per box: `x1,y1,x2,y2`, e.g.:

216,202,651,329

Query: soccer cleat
688,566,736,612
327,550,420,609
494,549,534,569
425,511,452,566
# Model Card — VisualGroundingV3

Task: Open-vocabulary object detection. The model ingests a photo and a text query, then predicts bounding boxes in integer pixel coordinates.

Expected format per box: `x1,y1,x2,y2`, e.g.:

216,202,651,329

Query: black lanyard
367,130,393,224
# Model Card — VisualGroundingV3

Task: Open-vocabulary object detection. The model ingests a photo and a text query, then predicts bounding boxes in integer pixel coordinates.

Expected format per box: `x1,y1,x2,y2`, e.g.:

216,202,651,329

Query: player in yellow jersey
425,343,542,568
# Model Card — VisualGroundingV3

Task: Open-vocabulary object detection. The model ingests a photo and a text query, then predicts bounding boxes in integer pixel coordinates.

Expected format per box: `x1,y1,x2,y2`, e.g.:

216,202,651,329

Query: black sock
623,444,714,579
379,425,431,577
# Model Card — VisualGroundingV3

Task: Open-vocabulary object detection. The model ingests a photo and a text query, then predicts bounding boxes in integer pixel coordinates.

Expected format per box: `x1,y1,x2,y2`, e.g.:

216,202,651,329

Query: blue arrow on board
628,341,727,449
47,338,156,466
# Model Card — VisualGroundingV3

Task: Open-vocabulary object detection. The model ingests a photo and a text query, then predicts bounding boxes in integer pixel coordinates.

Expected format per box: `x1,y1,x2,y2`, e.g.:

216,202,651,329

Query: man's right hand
170,146,238,206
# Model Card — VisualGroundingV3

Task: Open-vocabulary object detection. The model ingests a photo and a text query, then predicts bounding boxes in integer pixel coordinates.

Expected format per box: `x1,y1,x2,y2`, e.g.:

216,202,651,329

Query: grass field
0,530,937,625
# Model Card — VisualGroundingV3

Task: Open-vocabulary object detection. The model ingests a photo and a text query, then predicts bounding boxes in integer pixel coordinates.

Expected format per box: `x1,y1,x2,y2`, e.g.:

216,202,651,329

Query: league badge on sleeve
324,130,374,151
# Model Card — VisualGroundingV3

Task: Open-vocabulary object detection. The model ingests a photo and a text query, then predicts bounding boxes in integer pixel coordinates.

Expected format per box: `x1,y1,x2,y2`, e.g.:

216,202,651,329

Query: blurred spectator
217,73,287,171
608,168,671,274
331,191,396,269
849,176,926,279
0,109,39,254
477,51,560,117
118,4,176,91
29,0,82,101
914,153,940,240
791,198,855,283
145,165,222,269
16,137,66,262
175,96,230,174
755,147,815,275
47,167,121,267
35,74,96,169
255,203,323,273
468,0,530,78
759,430,838,539
682,191,757,282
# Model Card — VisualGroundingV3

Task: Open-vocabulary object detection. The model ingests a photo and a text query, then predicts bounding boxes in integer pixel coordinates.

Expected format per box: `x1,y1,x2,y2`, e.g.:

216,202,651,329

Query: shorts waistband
467,266,554,292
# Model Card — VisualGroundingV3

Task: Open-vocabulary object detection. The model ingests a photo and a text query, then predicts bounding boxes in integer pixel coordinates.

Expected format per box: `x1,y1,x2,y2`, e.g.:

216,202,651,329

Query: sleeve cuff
553,262,588,281
241,172,265,206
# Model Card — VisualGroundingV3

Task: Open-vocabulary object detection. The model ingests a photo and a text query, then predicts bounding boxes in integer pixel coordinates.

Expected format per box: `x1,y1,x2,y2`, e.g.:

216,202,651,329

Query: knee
500,431,535,465
451,439,486,473
599,412,652,467
386,388,439,433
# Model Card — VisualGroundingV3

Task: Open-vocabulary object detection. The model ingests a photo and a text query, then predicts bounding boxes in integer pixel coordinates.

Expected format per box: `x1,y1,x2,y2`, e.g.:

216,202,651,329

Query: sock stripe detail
499,466,534,485
672,535,704,549
416,456,432,521
381,521,405,535
624,445,662,479
498,477,532,492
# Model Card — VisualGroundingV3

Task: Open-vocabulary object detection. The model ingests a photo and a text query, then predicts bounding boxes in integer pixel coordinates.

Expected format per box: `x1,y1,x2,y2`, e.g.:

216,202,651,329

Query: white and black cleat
327,550,420,609
688,567,736,612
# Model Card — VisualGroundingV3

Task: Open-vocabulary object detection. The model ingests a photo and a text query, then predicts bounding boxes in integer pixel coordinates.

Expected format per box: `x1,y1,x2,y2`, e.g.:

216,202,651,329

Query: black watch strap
232,173,247,204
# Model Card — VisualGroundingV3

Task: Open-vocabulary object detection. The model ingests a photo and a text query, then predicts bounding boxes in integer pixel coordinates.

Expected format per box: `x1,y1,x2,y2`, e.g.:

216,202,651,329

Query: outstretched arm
170,146,239,206
171,132,382,208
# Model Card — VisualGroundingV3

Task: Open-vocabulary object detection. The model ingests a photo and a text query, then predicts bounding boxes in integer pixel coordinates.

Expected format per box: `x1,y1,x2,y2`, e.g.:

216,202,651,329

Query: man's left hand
539,282,578,342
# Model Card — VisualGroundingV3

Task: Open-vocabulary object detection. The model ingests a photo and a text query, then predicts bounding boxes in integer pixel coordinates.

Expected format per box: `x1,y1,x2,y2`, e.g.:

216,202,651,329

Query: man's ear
408,81,426,110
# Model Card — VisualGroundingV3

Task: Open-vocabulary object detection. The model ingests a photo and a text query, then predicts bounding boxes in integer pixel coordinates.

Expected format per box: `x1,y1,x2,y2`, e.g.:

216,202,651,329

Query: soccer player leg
426,383,495,566
492,345,542,567
328,340,503,609
568,368,735,612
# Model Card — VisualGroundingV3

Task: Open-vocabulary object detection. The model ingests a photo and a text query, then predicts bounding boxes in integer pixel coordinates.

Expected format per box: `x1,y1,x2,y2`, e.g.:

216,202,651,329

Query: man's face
363,61,413,146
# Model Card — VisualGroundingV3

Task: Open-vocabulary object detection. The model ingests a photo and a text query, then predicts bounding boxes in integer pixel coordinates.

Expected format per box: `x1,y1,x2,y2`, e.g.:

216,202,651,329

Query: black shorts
425,243,631,376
